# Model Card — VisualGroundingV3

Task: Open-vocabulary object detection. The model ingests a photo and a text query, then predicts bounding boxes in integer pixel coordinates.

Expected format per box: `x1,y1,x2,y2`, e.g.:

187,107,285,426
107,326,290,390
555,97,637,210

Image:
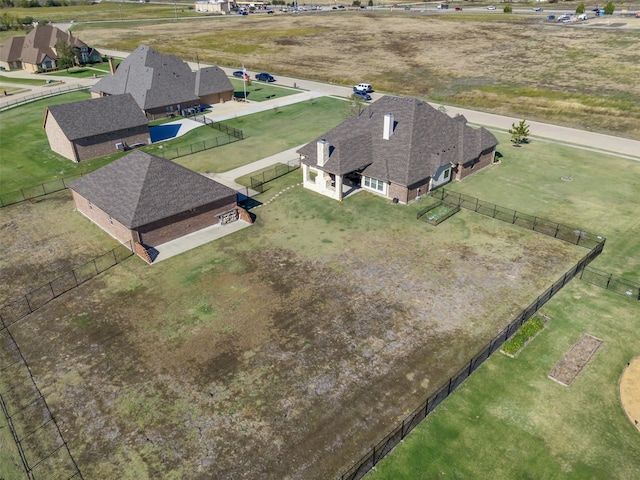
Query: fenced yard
0,178,589,479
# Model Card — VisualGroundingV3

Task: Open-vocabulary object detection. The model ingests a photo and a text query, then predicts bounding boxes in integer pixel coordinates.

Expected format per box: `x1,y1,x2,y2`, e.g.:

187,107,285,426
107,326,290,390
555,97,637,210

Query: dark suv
352,89,372,101
255,72,275,82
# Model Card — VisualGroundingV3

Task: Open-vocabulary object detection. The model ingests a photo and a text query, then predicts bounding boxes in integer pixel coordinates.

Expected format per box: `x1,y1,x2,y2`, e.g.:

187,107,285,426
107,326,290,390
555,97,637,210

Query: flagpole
242,64,247,102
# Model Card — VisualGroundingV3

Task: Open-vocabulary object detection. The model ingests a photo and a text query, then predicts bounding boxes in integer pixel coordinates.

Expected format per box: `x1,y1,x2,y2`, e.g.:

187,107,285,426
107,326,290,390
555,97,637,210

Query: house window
108,216,113,225
363,176,384,192
444,169,450,179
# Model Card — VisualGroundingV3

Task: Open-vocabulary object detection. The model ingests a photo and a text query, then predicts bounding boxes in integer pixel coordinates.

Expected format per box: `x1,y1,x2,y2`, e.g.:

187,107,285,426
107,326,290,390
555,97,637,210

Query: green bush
576,2,585,13
604,0,615,14
503,4,512,13
501,316,545,356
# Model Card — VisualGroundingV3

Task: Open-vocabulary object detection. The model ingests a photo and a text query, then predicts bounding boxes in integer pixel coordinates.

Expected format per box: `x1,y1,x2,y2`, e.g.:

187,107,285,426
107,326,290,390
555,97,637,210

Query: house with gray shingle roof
43,93,150,162
297,96,498,203
0,25,100,71
69,151,245,262
90,46,234,119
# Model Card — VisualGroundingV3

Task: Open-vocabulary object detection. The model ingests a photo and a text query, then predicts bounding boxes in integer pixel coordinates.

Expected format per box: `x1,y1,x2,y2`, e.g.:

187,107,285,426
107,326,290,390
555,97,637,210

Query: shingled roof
297,96,498,187
69,151,236,229
91,46,233,111
45,93,148,141
0,25,90,67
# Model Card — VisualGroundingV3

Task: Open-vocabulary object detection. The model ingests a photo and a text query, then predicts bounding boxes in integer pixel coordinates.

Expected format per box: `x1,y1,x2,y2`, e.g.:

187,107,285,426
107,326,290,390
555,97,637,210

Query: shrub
576,3,585,14
604,1,615,14
501,316,545,356
503,4,512,13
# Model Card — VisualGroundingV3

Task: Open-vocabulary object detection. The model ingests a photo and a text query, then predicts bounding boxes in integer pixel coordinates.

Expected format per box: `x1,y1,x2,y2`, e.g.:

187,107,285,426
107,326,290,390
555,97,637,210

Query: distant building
91,45,234,119
0,25,101,71
43,93,150,162
194,0,231,13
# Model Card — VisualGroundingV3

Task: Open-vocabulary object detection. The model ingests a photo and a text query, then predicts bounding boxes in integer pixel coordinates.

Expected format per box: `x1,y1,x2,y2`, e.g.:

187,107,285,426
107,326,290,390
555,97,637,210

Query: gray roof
69,151,237,229
297,96,498,187
0,36,25,64
46,93,148,140
91,46,232,111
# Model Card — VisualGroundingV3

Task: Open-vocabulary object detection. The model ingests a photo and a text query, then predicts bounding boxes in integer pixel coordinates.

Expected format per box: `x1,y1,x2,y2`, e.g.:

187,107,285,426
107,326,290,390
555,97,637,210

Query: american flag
242,65,249,82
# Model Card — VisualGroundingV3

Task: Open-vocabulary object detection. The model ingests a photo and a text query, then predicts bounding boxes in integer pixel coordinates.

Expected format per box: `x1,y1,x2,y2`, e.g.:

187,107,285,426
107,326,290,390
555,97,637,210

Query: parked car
354,83,373,93
267,9,274,13
557,13,571,22
533,7,543,11
255,72,275,82
404,5,411,10
455,7,462,11
352,90,372,101
232,70,244,77
577,13,588,20
487,5,496,10
437,3,448,9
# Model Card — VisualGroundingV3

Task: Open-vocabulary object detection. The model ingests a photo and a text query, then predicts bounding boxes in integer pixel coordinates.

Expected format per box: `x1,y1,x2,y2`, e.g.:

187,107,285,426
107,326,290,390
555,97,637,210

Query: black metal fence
0,175,82,208
0,84,88,112
0,325,83,479
0,242,134,331
250,160,300,193
153,133,243,160
580,266,640,301
430,188,604,249
339,237,605,480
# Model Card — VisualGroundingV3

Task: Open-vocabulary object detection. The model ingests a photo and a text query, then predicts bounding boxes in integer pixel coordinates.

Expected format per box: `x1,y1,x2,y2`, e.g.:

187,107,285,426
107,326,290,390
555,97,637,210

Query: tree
56,40,76,71
368,0,373,6
603,0,615,14
575,3,585,14
503,4,512,13
508,119,530,146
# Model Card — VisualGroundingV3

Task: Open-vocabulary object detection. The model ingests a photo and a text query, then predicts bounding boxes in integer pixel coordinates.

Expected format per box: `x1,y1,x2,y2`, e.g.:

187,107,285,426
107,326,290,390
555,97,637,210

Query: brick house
43,93,150,162
297,96,498,203
69,151,241,256
90,45,234,119
0,25,100,71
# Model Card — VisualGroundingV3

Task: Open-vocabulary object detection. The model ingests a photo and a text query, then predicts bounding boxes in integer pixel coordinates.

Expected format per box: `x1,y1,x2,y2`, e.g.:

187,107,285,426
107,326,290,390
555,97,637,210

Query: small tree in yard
604,1,615,14
576,3,585,14
509,120,530,146
503,4,512,13
56,40,76,71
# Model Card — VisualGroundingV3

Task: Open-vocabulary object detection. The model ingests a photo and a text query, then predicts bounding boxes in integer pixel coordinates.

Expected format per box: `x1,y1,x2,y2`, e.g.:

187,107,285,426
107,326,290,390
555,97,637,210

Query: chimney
108,57,116,75
383,113,394,140
317,139,329,167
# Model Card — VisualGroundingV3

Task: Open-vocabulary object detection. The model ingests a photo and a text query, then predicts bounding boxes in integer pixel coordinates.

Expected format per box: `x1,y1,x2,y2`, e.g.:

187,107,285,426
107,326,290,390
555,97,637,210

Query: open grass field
0,177,587,479
73,10,640,138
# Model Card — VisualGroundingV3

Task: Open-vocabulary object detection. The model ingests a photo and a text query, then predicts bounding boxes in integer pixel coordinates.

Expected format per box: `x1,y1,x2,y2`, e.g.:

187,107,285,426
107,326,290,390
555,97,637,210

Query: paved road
2,47,639,161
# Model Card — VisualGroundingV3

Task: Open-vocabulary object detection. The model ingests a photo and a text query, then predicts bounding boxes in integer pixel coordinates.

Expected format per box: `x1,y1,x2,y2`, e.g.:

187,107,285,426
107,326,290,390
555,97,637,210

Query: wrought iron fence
580,266,640,301
0,84,88,112
339,237,605,480
0,175,82,208
250,160,300,193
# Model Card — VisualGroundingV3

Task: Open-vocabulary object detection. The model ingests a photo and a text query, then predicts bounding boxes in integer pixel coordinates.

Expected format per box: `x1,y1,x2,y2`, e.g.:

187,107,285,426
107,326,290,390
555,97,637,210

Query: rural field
1,5,639,479
71,10,640,138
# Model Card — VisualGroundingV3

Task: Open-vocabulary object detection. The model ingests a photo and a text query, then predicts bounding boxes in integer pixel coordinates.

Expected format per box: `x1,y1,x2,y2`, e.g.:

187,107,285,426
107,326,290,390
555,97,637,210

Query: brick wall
73,126,150,161
72,190,138,245
200,90,234,106
138,195,238,247
44,111,78,162
455,148,495,181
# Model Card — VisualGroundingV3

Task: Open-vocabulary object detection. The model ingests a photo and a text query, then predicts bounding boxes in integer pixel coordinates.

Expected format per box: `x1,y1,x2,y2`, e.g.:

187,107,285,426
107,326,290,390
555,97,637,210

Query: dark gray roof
91,46,232,111
195,66,234,96
69,151,237,229
297,96,498,186
46,93,148,140
0,36,25,64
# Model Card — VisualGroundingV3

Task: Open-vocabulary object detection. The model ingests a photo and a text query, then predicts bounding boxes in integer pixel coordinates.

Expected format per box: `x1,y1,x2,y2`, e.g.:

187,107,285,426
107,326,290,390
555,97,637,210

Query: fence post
493,204,497,218
606,273,612,289
512,210,516,224
554,224,559,238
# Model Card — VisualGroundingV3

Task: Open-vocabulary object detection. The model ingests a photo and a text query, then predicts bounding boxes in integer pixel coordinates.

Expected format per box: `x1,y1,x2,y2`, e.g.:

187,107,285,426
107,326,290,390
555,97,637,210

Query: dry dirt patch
620,356,640,433
548,333,603,386
1,190,588,479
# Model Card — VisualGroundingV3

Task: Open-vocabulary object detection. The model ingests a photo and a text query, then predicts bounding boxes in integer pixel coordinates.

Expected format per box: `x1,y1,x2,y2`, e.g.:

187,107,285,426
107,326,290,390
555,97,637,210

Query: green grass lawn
172,96,346,174
0,90,119,195
42,66,107,78
229,78,299,102
0,74,54,86
369,282,640,480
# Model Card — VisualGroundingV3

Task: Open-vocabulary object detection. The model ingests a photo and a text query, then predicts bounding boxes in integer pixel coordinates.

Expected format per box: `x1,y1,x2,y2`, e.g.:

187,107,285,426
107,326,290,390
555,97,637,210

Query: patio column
336,174,343,201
